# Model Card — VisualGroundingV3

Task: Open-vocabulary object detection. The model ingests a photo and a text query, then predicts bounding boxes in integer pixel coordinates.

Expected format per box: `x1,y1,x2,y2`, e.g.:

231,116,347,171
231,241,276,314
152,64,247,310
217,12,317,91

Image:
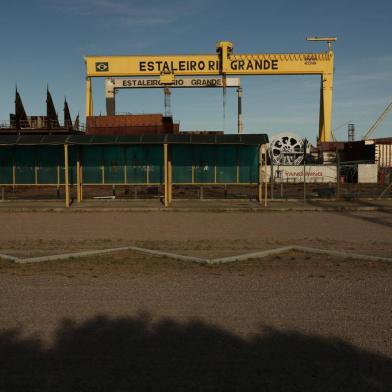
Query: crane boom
363,100,392,140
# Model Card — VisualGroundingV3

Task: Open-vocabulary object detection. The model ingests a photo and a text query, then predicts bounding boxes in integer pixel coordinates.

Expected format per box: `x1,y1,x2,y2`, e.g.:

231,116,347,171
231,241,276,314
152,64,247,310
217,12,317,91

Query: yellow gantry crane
85,38,336,142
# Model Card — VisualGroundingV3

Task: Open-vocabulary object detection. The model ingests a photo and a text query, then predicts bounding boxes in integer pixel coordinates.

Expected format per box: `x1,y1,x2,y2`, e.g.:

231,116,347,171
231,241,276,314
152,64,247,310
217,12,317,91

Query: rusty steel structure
1,89,82,134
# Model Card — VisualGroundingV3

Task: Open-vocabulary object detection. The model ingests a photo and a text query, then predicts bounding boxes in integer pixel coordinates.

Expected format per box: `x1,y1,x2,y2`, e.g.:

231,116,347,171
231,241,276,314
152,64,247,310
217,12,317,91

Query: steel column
77,147,81,203
237,87,243,134
264,146,268,207
85,77,93,117
64,144,70,207
258,145,263,204
164,143,168,207
168,146,173,203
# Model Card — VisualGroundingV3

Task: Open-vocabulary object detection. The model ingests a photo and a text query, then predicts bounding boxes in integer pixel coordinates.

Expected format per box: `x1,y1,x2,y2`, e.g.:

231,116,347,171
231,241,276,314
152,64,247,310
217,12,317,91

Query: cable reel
269,133,305,165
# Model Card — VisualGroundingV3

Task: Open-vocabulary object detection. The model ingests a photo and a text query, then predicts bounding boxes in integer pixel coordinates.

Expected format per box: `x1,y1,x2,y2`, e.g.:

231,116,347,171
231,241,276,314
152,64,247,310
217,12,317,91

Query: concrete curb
8,245,206,264
1,206,392,213
0,253,19,262
1,244,391,265
293,246,392,263
209,246,294,264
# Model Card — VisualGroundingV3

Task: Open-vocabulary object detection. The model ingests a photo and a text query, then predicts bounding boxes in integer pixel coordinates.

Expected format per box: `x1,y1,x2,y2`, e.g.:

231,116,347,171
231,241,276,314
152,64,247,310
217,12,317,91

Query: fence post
77,147,82,203
164,143,168,207
12,162,16,192
258,145,263,204
270,154,274,200
64,144,70,207
200,185,204,200
336,148,340,198
168,146,173,203
303,138,308,204
264,146,268,207
80,148,83,201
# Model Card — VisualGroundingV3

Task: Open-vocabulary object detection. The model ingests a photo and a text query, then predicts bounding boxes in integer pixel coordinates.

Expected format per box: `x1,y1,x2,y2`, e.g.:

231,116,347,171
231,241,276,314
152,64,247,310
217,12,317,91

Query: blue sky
1,0,391,143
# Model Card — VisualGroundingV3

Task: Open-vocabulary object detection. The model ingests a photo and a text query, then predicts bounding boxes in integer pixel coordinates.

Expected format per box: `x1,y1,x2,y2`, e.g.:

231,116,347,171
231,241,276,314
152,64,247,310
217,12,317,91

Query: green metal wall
171,145,258,184
81,145,163,184
0,144,259,185
0,146,76,185
0,147,13,184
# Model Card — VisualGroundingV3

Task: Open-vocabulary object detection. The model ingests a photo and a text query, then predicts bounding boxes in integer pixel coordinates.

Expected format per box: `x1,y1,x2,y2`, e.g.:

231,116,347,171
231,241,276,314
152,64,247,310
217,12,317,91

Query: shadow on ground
307,198,392,229
1,315,391,391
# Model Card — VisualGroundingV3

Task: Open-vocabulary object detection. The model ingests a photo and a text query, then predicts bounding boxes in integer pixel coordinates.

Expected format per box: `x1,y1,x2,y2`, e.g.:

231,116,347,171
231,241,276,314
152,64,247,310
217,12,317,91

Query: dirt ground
1,210,392,390
1,210,392,256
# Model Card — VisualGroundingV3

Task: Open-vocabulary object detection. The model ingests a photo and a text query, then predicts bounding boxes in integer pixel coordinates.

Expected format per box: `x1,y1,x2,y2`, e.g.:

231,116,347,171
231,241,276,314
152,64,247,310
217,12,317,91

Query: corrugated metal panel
172,145,193,183
141,134,167,144
193,145,215,183
240,134,267,145
0,143,264,186
216,135,239,144
80,145,164,184
148,145,164,183
171,145,259,184
14,146,36,184
87,114,164,127
238,146,258,183
375,143,392,168
87,126,166,135
0,147,13,184
86,114,179,136
103,146,126,184
37,146,62,184
126,146,148,183
216,146,237,183
0,135,19,145
1,145,77,185
82,146,103,184
0,133,269,146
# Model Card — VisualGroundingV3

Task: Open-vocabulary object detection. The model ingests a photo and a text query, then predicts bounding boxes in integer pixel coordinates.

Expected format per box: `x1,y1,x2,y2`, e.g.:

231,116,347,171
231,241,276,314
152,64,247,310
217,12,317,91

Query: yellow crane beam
84,40,335,142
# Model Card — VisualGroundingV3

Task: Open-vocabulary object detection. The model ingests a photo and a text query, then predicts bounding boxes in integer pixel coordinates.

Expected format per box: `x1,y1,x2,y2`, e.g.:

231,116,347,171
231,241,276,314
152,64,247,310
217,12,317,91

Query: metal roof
0,133,269,146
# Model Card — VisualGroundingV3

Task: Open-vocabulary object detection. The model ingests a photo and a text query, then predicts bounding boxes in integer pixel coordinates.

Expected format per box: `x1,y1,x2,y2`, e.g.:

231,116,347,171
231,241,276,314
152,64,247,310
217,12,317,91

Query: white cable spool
269,133,305,165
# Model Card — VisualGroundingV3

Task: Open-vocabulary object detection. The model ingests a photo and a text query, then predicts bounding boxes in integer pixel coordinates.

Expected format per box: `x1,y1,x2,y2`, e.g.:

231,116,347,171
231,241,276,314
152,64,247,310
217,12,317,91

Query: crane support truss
85,41,335,141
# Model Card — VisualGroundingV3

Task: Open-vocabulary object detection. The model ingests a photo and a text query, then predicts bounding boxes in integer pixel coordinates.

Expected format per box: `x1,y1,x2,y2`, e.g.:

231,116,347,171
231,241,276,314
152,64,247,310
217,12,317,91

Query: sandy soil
1,251,392,391
1,210,392,257
1,251,391,351
1,210,392,390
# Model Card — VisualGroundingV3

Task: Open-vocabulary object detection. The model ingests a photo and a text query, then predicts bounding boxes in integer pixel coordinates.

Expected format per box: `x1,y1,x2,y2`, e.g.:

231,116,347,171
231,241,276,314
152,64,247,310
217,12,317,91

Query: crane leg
318,72,333,142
